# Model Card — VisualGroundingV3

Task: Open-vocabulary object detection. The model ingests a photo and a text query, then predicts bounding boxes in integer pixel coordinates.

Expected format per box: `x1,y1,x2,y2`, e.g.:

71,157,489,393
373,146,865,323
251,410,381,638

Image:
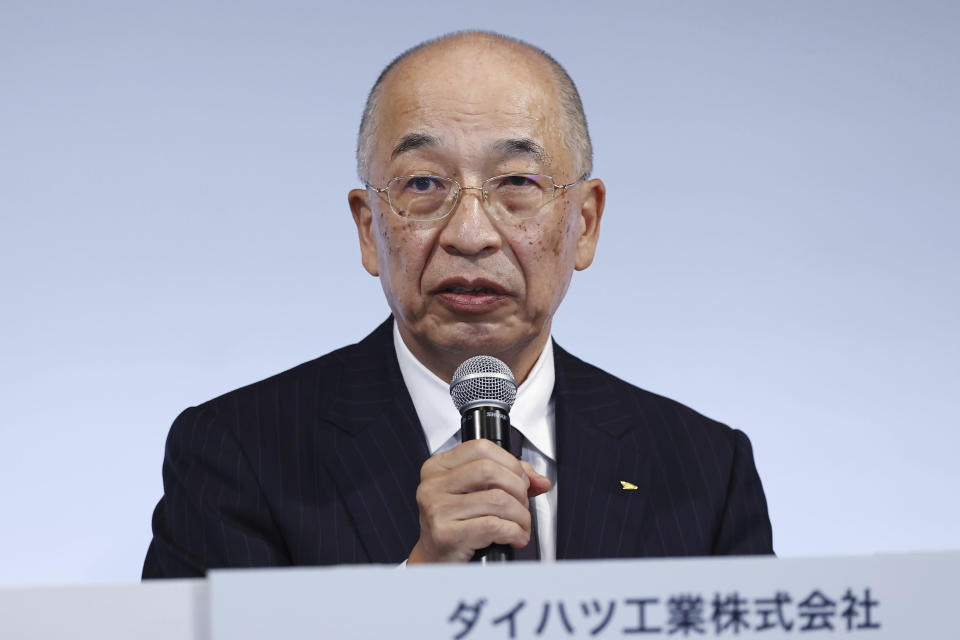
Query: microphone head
449,355,518,414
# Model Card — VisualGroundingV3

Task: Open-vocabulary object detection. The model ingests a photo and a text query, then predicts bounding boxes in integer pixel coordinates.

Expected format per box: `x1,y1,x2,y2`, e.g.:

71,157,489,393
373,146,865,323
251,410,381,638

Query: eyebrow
390,133,440,160
493,138,550,166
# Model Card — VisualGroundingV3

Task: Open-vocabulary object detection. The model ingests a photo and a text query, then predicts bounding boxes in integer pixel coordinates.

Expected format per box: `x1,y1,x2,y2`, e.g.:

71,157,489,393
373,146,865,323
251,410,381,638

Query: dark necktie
508,425,540,561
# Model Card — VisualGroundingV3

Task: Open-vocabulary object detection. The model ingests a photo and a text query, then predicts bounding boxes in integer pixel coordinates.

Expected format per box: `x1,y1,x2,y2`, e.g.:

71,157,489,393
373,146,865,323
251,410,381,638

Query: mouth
444,285,500,295
432,278,510,312
433,278,508,296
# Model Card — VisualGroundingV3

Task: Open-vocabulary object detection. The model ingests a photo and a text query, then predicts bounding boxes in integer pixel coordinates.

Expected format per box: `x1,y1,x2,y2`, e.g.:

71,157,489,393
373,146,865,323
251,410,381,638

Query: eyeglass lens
387,174,556,220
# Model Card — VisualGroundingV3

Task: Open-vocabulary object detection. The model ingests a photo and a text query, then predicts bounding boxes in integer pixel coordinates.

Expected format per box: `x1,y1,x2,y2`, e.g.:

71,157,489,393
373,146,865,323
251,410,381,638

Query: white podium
2,551,957,639
0,579,206,640
209,551,957,639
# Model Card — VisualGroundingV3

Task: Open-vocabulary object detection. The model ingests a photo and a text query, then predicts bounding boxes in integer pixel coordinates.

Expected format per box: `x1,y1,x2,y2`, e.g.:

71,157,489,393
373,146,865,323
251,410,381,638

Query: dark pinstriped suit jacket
143,318,772,578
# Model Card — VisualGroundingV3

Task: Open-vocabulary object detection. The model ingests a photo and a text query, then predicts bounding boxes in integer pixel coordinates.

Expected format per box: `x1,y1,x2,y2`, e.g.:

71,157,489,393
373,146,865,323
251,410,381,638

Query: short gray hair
356,31,593,183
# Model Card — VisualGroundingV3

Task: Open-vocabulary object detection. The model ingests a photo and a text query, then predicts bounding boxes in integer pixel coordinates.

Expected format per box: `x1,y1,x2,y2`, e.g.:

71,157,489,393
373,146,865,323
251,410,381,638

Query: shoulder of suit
180,319,394,425
554,343,743,444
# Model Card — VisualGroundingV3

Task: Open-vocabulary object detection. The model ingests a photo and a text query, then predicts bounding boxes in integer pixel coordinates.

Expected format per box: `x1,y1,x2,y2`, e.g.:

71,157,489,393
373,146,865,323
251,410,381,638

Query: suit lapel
316,325,652,562
554,344,653,560
319,318,430,563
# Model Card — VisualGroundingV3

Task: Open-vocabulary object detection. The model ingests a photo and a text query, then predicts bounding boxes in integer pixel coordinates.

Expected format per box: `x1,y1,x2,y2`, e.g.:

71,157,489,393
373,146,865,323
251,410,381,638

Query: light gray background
1,1,957,587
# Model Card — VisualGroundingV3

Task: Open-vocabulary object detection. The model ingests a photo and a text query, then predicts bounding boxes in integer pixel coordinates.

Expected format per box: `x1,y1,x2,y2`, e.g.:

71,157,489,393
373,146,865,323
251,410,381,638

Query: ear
348,188,380,277
574,178,605,270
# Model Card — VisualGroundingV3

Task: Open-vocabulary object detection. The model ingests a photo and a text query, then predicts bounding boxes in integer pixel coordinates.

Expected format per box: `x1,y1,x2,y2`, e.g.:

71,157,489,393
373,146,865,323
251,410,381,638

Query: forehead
372,42,566,170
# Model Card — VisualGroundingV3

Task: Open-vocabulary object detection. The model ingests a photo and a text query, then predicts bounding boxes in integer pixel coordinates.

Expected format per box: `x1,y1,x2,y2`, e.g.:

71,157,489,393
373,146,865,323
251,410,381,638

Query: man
143,31,772,578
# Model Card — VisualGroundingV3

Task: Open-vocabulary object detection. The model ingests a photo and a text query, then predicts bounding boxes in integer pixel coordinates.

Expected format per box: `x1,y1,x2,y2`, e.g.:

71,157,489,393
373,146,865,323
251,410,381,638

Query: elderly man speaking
143,31,772,577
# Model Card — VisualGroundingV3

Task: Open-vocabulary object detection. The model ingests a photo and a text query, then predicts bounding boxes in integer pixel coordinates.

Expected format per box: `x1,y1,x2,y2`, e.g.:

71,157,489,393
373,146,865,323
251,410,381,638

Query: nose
437,186,502,257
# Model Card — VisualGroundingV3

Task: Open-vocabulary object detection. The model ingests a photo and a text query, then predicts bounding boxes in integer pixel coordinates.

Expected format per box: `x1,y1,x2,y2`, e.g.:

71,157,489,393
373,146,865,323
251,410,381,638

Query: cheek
515,219,562,259
558,204,584,256
522,210,577,260
376,216,404,262
551,215,567,257
513,214,577,302
513,216,574,288
377,219,433,287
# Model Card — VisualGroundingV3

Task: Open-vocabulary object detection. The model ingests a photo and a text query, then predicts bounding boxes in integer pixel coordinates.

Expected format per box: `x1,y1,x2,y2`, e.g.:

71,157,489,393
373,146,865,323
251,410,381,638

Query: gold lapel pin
619,480,639,490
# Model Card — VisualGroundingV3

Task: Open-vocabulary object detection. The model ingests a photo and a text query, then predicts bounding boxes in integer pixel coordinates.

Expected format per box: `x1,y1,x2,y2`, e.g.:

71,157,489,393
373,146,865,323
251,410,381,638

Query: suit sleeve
142,405,290,578
711,429,774,555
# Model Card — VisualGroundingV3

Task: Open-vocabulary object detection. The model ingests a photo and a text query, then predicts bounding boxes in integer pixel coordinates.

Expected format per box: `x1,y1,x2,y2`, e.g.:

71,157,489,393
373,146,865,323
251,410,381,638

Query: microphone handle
460,405,514,563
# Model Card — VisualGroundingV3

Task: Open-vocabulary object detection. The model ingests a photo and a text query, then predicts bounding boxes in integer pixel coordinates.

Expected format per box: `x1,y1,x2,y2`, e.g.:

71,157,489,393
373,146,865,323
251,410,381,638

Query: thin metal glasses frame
365,173,584,221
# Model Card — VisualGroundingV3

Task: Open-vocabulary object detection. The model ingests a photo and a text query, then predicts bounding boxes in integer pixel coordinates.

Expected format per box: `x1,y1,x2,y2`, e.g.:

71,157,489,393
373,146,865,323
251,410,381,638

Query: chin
432,320,536,360
436,325,507,352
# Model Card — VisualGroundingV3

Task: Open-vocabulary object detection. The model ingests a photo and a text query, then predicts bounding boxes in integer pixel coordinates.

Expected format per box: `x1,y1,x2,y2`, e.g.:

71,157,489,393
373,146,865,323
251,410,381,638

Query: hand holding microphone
406,356,551,565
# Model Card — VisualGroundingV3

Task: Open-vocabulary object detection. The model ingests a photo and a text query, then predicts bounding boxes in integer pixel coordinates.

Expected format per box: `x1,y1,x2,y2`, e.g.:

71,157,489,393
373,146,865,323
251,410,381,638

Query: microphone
449,355,519,563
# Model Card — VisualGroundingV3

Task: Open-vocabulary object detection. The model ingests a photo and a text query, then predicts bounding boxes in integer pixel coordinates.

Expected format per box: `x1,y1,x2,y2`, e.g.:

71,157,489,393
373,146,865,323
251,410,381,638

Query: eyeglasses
365,173,583,221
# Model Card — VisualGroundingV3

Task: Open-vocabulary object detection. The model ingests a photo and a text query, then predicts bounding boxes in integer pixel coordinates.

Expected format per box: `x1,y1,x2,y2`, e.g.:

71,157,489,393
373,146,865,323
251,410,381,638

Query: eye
402,176,445,192
494,174,544,190
503,174,535,187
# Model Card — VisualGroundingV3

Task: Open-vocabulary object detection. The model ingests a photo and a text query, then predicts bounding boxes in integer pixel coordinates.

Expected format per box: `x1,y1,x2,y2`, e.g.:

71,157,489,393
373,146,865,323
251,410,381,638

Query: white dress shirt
393,321,558,561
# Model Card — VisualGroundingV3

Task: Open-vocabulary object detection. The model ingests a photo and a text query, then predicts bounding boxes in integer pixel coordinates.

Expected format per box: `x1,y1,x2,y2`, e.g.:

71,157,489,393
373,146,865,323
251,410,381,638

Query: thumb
520,460,551,497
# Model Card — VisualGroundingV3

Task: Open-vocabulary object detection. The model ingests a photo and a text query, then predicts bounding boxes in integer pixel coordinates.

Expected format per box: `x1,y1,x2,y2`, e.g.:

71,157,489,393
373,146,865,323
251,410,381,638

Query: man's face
349,41,604,381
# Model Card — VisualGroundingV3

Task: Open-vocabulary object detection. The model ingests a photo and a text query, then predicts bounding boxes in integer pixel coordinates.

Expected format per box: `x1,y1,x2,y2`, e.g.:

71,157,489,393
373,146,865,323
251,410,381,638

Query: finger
432,439,526,478
520,461,552,497
433,458,531,505
452,516,530,551
448,489,532,532
519,460,547,480
415,489,532,562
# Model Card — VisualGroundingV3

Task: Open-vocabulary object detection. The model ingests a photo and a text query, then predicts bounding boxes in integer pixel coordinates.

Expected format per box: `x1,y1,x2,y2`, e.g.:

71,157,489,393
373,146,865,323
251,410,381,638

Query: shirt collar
392,320,556,460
